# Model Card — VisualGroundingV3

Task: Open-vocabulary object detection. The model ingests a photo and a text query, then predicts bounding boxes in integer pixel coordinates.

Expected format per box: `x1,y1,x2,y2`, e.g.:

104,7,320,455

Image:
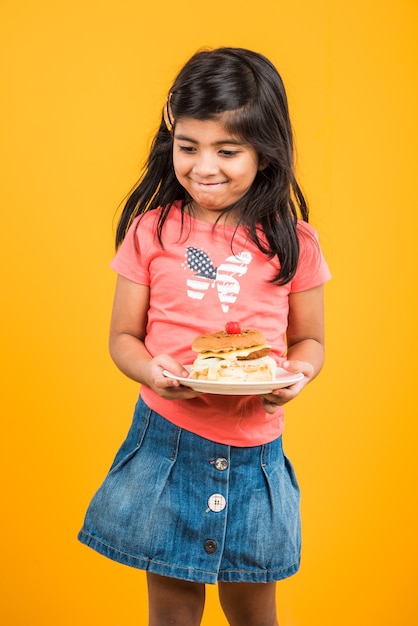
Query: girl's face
173,116,262,223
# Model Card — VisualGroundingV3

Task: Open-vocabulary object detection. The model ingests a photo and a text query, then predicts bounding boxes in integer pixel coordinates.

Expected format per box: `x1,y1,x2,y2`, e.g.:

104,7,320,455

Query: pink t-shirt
110,201,331,446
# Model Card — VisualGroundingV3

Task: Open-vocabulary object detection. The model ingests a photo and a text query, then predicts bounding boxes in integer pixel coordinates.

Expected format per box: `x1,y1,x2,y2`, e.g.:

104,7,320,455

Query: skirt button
214,457,228,471
208,493,226,512
204,539,217,554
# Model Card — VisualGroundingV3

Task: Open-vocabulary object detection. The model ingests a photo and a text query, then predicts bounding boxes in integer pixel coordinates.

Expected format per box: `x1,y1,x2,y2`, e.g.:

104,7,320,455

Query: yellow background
1,0,417,624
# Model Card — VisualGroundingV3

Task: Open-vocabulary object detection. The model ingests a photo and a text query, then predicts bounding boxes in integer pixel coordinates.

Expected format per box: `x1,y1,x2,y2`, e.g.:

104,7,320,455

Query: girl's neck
185,201,239,226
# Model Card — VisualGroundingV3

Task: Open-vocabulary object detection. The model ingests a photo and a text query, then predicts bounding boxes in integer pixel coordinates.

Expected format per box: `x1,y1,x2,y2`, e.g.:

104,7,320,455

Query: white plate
163,366,304,395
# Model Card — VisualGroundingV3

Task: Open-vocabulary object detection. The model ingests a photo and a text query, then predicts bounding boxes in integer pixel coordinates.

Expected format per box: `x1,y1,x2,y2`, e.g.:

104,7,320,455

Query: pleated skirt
78,396,301,584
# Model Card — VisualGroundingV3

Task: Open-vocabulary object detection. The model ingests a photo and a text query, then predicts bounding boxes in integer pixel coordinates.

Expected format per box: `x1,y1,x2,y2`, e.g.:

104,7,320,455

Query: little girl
79,47,331,626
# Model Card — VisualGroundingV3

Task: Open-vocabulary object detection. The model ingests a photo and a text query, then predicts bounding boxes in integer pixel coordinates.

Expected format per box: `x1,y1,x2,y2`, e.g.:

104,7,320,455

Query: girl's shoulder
127,201,182,238
296,219,317,237
296,219,322,251
135,201,182,227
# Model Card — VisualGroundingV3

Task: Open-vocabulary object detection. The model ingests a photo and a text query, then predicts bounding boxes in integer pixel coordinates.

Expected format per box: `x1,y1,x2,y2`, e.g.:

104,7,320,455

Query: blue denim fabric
78,396,301,584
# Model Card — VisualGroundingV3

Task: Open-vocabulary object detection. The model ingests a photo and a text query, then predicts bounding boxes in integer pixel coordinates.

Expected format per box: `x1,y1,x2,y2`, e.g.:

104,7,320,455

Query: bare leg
218,581,279,626
147,572,206,626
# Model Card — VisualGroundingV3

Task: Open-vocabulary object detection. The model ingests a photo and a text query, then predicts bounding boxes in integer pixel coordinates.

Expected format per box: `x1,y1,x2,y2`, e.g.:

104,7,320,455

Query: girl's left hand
260,359,314,414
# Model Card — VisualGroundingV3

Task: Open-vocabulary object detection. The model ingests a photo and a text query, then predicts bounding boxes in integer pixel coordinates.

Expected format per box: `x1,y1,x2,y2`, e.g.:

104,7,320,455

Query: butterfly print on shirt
183,246,253,313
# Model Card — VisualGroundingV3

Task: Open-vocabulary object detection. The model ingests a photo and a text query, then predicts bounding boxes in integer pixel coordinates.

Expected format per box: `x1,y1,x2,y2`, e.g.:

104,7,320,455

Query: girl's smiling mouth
192,180,227,186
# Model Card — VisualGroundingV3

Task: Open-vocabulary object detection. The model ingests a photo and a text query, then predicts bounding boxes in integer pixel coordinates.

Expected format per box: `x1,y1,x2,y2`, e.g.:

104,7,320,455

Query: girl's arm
109,275,200,399
261,284,325,413
285,283,325,377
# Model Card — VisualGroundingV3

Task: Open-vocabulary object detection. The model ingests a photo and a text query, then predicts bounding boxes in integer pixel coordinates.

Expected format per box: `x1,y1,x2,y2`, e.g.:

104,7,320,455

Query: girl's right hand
141,355,201,400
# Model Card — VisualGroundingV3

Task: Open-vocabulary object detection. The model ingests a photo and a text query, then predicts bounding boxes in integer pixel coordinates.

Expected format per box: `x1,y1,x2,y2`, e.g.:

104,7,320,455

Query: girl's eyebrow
174,134,243,146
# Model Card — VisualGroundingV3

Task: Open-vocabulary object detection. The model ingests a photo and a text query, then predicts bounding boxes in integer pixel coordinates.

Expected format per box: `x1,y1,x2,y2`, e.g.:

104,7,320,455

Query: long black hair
116,47,309,284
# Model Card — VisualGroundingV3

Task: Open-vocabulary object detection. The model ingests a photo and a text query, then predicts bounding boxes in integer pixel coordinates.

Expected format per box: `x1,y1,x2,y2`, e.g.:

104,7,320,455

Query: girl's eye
177,146,240,157
219,150,239,157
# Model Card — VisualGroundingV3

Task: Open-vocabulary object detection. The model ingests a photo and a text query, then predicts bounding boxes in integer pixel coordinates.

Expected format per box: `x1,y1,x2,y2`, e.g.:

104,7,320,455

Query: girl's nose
192,152,218,176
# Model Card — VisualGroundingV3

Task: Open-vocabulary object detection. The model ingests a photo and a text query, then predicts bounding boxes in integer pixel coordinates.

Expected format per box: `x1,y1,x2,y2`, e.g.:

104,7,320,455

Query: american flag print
183,246,253,313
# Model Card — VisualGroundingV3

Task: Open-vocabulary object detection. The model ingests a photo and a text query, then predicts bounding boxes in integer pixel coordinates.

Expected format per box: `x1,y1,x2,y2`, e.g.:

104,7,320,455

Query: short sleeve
110,216,150,285
290,221,331,293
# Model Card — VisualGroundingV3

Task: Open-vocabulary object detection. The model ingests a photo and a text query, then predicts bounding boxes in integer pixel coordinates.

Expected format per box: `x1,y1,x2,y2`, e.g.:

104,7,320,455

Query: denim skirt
78,396,301,584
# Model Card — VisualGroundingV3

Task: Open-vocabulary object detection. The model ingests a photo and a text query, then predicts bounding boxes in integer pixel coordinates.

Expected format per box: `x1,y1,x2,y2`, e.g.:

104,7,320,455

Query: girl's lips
193,180,227,187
